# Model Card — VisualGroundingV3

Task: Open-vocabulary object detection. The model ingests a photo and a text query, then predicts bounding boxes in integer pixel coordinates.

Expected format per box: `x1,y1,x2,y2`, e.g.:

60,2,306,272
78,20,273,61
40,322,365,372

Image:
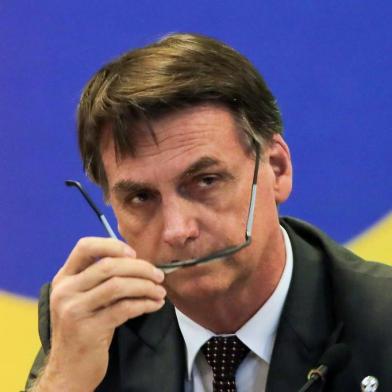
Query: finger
72,257,165,292
50,276,166,327
82,276,166,311
94,298,165,329
60,237,136,276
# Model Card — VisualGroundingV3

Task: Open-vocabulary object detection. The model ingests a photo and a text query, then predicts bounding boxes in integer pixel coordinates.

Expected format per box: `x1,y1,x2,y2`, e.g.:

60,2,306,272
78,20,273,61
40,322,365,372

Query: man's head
77,33,283,196
76,34,291,313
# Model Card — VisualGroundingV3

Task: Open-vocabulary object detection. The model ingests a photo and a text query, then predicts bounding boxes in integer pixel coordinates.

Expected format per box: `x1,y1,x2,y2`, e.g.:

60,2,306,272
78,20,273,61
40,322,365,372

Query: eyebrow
181,156,221,178
112,180,153,198
111,156,224,197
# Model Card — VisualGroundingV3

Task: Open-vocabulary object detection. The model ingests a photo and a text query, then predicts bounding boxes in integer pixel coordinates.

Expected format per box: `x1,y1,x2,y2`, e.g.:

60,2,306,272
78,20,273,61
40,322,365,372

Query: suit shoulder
280,216,391,269
281,216,392,326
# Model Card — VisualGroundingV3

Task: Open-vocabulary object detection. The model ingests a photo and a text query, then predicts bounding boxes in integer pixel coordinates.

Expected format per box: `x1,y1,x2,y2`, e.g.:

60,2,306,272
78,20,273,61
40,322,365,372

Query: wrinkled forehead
99,103,253,161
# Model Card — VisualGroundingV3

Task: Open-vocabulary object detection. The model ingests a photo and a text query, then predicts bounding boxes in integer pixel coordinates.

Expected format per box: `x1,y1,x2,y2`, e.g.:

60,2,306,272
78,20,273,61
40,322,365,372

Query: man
25,33,392,391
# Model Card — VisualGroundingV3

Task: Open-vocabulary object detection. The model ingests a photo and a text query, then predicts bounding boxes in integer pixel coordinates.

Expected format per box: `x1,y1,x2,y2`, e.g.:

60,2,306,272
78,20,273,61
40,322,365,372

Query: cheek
251,175,280,229
118,220,163,261
115,211,140,237
113,206,161,253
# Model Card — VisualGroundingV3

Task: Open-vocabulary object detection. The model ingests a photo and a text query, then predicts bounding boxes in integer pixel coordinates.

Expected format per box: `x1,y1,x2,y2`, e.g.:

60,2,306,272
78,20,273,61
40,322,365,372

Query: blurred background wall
1,1,391,390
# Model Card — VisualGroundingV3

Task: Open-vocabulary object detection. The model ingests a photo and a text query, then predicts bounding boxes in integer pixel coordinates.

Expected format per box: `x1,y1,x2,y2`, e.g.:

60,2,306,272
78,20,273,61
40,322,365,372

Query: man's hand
34,237,166,392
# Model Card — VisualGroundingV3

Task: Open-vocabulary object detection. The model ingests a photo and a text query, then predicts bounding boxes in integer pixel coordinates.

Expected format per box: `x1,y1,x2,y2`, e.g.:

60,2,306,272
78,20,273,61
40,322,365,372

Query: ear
267,134,292,204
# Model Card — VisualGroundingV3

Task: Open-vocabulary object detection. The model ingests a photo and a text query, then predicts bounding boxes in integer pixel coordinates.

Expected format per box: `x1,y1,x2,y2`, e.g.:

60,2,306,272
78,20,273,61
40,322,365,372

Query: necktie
201,335,250,392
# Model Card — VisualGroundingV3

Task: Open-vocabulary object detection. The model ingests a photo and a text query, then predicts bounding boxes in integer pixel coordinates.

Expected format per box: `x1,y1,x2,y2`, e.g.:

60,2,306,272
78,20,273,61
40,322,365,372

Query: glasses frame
65,144,260,274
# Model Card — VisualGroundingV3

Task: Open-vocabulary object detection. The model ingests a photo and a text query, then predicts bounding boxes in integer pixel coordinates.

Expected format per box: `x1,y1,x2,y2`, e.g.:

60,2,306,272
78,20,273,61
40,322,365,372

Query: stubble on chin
163,259,242,306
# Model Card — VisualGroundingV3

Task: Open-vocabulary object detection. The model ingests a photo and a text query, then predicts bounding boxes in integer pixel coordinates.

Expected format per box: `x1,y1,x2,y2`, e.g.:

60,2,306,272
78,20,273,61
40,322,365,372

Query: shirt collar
175,226,293,379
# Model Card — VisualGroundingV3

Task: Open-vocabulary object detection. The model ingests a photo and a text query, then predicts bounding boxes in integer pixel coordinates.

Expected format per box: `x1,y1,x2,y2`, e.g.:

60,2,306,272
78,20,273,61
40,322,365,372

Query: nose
161,196,200,248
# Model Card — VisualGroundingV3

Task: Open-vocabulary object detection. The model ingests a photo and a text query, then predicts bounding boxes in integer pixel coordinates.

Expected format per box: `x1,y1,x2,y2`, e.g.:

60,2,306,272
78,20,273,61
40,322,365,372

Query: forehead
100,104,249,185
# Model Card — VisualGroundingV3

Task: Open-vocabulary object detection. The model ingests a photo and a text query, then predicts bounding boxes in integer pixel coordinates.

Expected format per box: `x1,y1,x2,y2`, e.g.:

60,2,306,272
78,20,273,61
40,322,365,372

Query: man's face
100,104,291,302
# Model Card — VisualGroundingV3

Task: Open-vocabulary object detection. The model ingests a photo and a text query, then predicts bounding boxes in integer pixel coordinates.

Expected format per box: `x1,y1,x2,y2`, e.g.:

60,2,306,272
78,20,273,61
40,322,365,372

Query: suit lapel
99,300,186,392
267,220,341,391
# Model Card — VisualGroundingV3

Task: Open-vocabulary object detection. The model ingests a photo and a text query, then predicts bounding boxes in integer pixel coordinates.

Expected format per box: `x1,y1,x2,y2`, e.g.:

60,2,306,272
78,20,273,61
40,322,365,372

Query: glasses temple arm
65,180,118,239
245,144,260,240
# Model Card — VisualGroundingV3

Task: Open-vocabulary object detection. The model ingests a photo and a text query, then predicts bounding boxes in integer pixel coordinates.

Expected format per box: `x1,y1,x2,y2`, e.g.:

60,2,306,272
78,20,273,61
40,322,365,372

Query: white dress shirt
176,226,293,392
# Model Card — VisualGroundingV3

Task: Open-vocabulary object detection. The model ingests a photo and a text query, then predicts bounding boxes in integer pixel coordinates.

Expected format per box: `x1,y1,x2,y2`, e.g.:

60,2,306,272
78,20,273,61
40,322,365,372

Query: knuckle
99,257,114,276
60,301,79,321
120,300,133,313
50,289,62,309
76,237,93,253
50,279,70,306
107,277,123,296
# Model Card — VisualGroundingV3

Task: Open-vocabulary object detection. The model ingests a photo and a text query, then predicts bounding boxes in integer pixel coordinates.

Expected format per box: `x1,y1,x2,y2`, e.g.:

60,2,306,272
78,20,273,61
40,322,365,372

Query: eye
126,191,153,205
197,174,219,188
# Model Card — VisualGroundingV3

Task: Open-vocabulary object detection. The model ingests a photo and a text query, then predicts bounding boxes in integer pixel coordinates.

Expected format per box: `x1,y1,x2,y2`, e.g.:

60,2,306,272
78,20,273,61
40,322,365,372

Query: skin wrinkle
112,158,235,204
101,104,291,333
135,135,208,159
121,104,252,160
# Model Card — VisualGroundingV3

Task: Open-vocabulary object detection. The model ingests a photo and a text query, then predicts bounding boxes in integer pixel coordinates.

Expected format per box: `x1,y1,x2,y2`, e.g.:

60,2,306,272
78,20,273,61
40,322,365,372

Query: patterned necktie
201,335,250,392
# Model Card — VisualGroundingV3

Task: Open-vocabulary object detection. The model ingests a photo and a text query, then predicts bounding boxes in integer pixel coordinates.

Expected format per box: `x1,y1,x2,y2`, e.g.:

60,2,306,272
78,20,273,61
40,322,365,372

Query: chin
164,261,235,302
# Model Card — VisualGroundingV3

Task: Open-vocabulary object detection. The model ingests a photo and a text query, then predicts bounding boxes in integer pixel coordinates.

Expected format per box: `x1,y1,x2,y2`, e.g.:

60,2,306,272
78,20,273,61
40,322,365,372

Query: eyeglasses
65,144,260,274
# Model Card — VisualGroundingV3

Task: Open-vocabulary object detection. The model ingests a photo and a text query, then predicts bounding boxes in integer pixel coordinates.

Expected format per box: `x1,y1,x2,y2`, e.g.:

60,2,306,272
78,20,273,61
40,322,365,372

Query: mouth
157,256,201,274
161,257,196,264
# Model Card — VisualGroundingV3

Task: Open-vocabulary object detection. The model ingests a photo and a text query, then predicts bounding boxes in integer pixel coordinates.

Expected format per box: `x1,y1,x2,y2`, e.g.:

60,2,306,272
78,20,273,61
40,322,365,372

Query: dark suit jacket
25,217,392,391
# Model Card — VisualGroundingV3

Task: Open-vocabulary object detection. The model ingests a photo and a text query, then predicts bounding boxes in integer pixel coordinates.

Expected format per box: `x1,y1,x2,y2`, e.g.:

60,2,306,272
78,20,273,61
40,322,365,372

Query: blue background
1,1,391,298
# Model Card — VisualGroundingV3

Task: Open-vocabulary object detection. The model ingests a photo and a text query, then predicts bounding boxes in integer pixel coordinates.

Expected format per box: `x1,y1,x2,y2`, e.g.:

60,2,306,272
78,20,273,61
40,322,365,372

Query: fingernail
154,268,165,282
156,298,165,308
156,285,167,297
